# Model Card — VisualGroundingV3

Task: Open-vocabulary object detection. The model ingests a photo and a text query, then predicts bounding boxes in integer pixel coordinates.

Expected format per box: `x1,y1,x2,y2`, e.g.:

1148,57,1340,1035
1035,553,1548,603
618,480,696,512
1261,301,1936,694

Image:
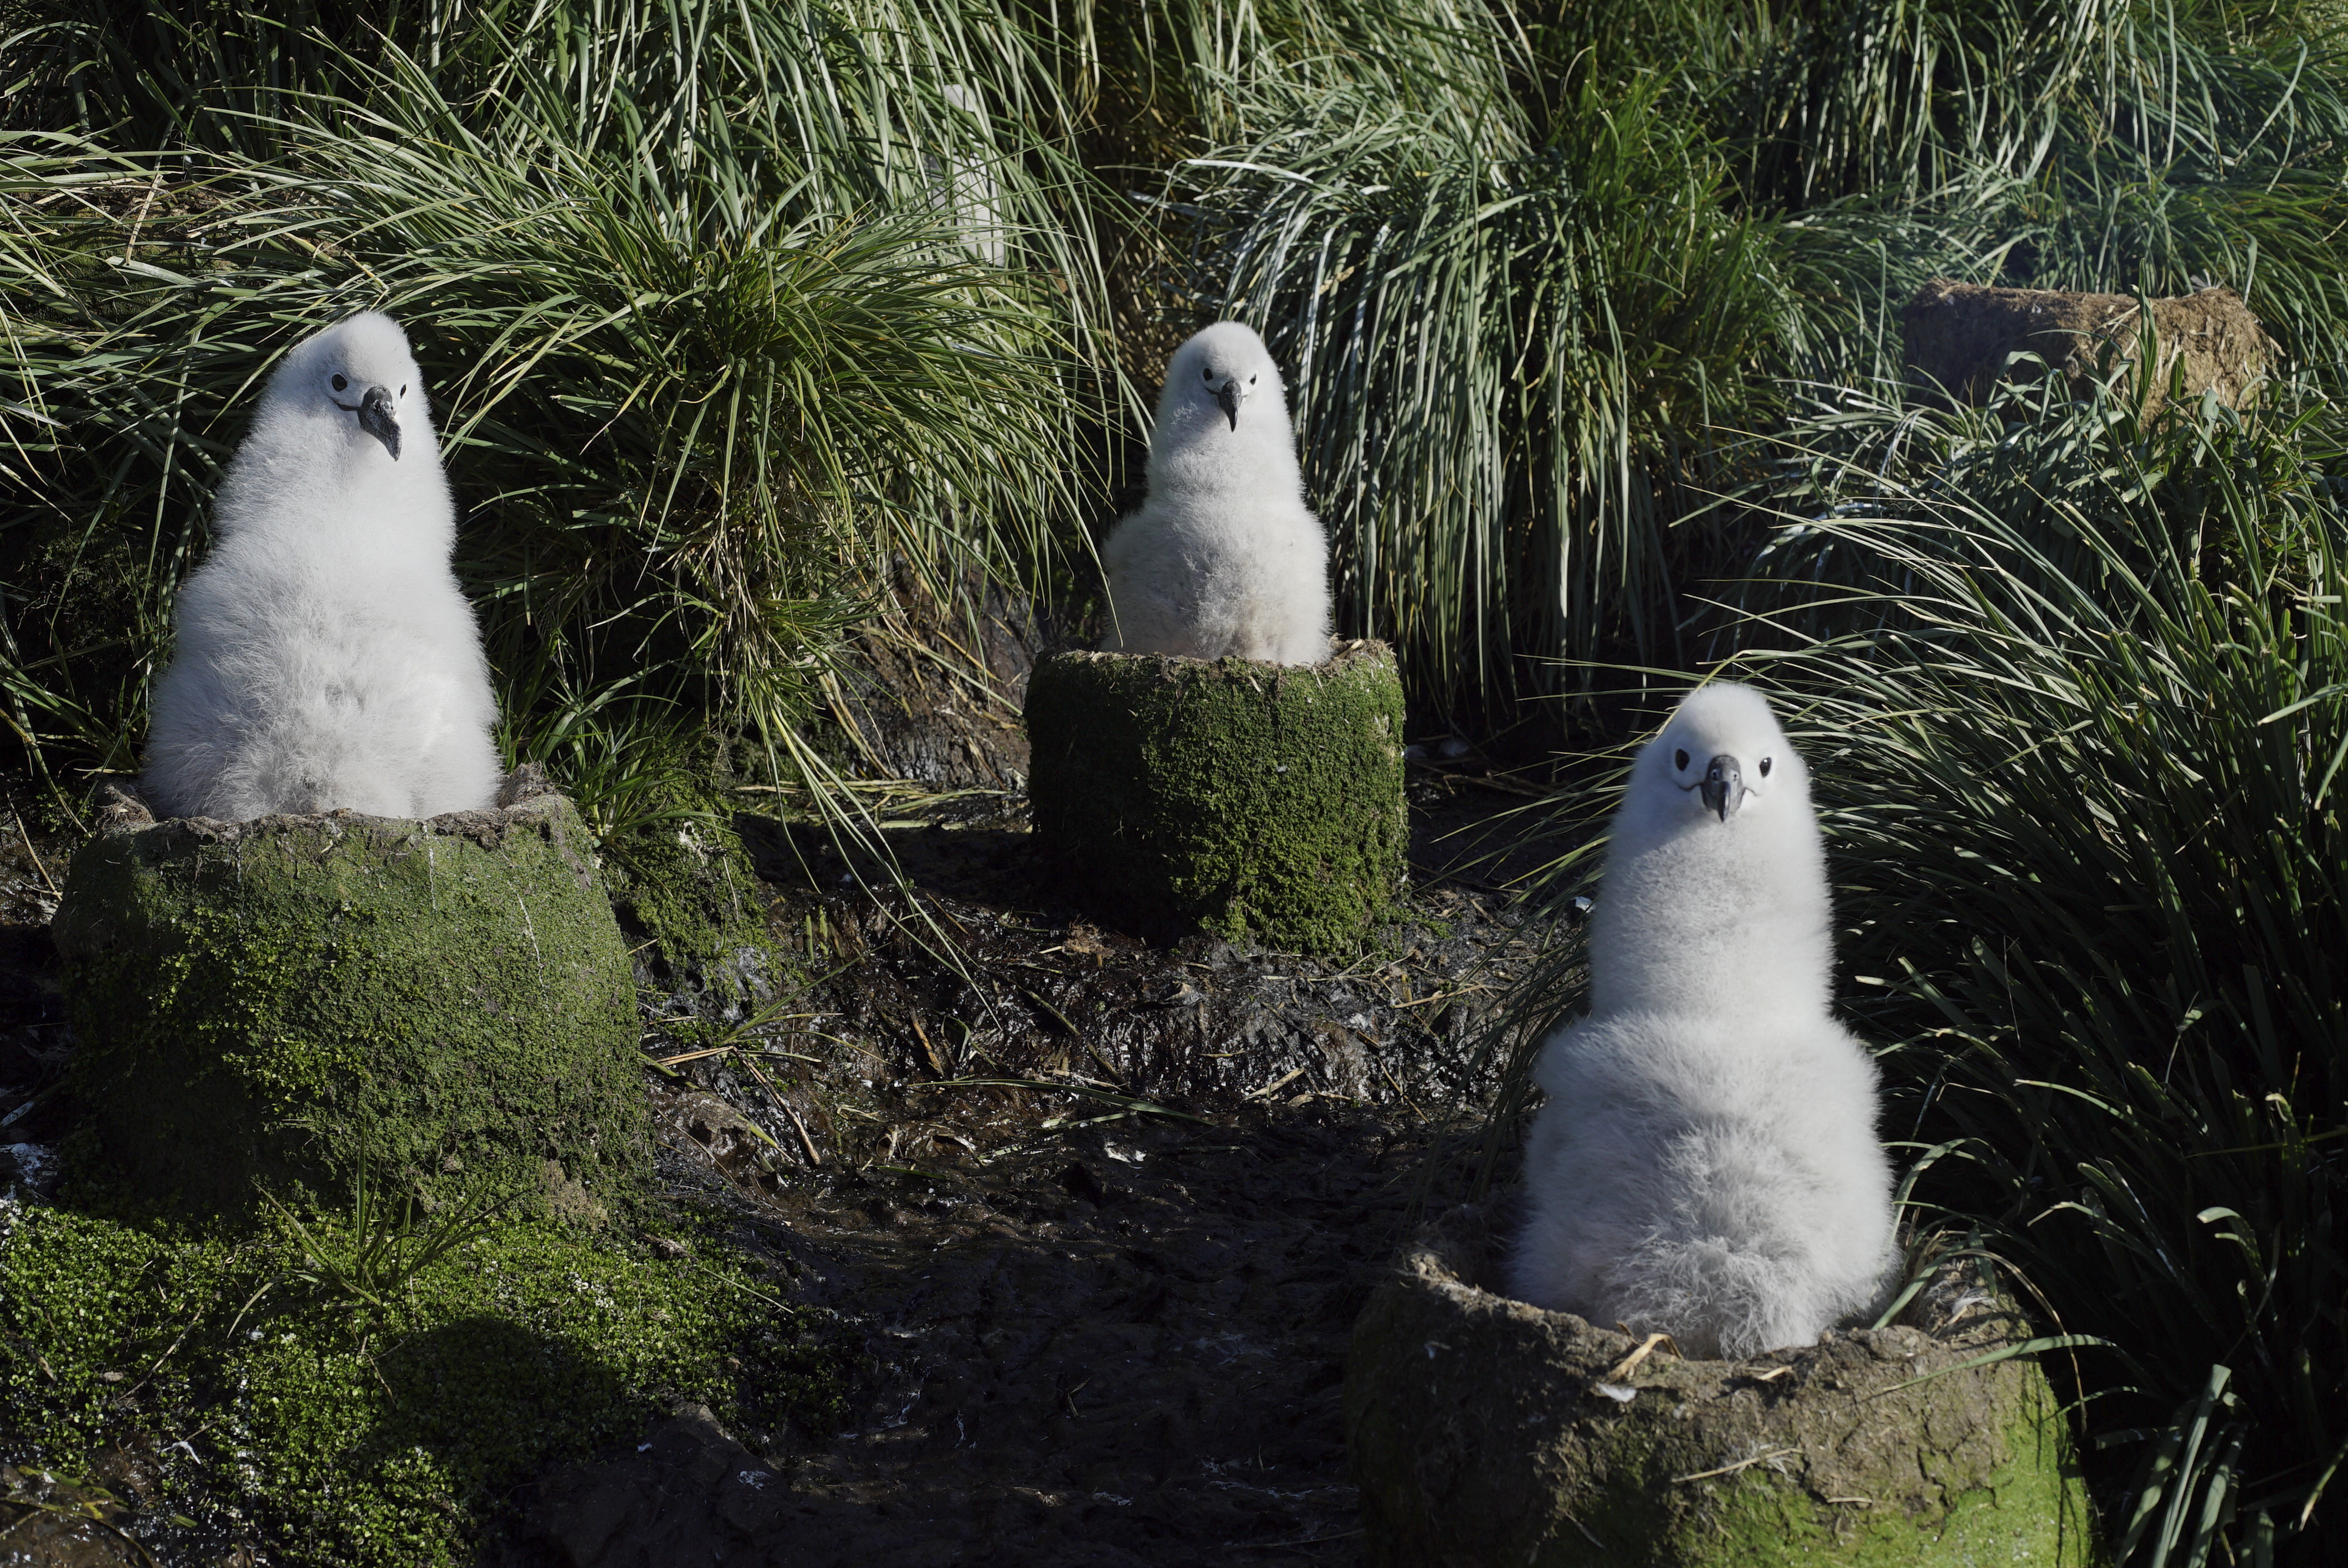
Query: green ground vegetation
0,1190,848,1568
12,0,2347,780
1754,379,2347,1568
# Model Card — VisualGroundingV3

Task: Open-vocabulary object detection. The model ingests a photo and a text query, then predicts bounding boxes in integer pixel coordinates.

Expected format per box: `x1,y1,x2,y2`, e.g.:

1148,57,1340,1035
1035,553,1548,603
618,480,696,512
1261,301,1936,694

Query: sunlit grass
1183,35,1798,721
1,0,1116,832
1175,0,2348,725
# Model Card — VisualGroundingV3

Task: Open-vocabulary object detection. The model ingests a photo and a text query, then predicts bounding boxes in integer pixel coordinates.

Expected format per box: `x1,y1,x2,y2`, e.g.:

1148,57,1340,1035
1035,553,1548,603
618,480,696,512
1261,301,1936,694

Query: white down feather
1099,321,1331,666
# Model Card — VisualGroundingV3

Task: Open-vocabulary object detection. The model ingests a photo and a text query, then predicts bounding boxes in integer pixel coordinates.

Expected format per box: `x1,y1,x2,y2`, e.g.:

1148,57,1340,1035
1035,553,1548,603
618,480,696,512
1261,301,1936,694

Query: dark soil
0,759,1572,1568
543,1095,1474,1566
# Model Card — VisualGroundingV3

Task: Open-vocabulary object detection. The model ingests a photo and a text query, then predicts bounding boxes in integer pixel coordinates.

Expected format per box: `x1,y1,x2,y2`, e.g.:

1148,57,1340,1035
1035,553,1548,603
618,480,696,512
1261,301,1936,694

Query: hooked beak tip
1699,754,1744,821
357,384,401,461
1215,379,1242,430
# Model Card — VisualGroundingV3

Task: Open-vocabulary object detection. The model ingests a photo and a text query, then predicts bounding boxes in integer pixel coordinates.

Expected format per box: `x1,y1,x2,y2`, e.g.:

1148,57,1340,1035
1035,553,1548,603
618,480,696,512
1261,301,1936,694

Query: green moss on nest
1346,1206,2101,1567
0,1194,848,1568
570,728,793,1011
51,795,650,1214
604,814,785,1011
1023,640,1407,953
1555,1369,2096,1566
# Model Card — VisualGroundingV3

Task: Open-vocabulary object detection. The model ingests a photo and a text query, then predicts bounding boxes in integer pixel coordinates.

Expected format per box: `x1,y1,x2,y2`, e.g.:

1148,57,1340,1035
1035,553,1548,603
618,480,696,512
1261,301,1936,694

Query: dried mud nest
1344,1199,2097,1567
1903,278,2275,413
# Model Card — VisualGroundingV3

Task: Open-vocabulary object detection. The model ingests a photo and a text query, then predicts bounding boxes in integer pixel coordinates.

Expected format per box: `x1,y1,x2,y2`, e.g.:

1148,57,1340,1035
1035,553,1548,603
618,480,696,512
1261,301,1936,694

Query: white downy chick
1099,321,1331,665
142,312,502,822
1510,682,1898,1359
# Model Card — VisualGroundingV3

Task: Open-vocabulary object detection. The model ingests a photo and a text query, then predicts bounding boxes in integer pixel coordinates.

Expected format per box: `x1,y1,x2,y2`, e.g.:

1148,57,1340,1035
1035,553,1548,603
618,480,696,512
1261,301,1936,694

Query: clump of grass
0,0,1112,827
1181,28,1798,721
1176,0,2348,728
254,1143,526,1318
1733,333,2335,639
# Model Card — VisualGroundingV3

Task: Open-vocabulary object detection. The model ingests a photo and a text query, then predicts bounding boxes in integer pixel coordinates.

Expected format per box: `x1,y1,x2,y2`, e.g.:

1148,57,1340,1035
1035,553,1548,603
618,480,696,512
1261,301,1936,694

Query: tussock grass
2,0,1114,826
1178,0,2348,724
1182,26,1798,720
1763,393,2345,1565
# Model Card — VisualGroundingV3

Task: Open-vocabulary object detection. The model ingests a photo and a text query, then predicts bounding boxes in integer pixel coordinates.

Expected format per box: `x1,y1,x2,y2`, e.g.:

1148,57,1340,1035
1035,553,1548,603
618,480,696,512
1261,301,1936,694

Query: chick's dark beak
1215,377,1242,431
357,384,401,461
1700,754,1744,821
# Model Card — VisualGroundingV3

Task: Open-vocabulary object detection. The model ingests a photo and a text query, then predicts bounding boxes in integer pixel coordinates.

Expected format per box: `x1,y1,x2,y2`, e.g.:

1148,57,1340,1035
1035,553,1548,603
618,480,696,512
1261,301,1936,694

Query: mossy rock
1024,639,1406,953
1345,1201,2100,1567
50,794,650,1215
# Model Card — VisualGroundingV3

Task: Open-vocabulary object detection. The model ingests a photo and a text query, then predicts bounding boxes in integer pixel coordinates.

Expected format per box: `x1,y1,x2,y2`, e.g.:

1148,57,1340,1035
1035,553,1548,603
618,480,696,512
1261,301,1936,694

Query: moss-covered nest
50,793,649,1215
1345,1200,2098,1567
1023,639,1406,953
604,813,785,1015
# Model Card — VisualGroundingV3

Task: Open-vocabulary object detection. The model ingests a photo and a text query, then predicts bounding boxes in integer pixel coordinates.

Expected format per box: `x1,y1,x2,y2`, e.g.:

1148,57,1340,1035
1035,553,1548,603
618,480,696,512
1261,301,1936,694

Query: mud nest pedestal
1903,279,2274,413
1023,640,1406,954
51,789,650,1216
1345,1200,2097,1567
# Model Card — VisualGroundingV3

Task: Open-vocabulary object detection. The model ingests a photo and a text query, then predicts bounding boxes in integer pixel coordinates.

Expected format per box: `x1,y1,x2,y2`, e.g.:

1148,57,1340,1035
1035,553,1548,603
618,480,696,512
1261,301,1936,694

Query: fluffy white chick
142,312,502,822
1510,682,1898,1359
1099,321,1331,665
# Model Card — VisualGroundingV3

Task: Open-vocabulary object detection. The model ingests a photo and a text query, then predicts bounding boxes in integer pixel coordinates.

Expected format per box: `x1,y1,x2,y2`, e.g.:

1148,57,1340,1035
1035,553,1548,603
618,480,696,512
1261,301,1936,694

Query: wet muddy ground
0,761,1575,1567
541,1098,1475,1566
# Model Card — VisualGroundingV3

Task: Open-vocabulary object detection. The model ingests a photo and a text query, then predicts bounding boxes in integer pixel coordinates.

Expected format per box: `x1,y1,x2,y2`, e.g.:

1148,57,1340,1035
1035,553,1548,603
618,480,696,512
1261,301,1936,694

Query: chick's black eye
1249,374,1258,384
1759,757,1773,777
331,374,348,392
1673,748,1689,771
1202,367,1215,381
399,383,408,397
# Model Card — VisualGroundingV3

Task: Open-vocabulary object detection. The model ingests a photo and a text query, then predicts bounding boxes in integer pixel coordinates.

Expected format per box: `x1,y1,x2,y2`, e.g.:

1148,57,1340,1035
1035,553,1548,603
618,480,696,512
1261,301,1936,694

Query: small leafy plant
255,1150,526,1316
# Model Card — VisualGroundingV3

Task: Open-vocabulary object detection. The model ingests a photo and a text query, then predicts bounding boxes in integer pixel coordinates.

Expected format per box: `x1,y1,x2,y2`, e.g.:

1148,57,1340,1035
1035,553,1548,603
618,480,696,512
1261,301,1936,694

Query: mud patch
511,784,1556,1567
517,1106,1478,1566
